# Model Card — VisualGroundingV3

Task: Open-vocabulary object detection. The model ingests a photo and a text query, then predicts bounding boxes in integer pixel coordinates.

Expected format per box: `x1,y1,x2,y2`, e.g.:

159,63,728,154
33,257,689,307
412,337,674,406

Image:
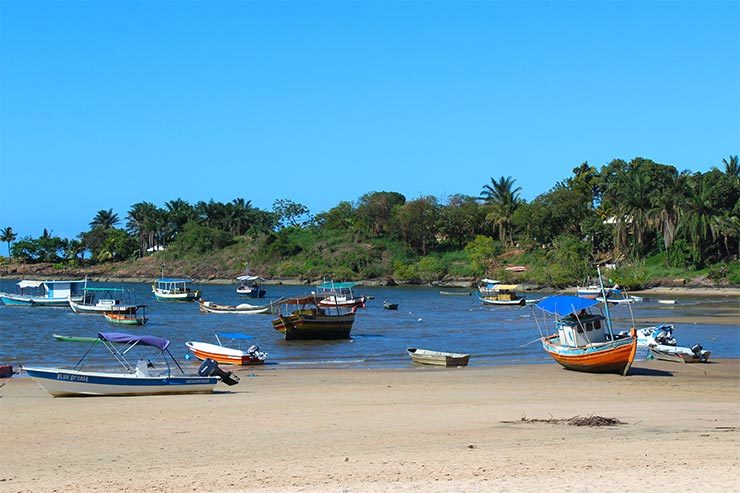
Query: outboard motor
198,358,240,386
690,343,703,355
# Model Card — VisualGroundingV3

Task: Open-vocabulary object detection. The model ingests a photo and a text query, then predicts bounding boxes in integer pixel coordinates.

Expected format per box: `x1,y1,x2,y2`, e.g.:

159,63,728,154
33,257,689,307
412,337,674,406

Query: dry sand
1,360,738,492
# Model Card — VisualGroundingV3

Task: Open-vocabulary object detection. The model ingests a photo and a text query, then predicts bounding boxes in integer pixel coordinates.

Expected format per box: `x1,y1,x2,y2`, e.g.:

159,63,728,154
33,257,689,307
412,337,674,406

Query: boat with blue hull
0,279,86,307
23,332,237,397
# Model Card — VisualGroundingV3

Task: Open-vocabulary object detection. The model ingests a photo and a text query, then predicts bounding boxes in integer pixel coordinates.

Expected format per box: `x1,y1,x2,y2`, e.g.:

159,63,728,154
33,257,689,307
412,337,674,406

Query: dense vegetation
2,156,738,288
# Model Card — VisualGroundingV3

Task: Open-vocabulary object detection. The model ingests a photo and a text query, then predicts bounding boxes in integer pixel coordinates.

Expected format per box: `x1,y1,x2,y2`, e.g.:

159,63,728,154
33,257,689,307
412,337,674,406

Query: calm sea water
0,279,738,371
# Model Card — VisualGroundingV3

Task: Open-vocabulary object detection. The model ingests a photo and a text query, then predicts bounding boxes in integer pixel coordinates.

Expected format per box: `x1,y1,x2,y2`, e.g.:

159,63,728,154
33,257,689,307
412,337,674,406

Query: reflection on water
0,279,737,370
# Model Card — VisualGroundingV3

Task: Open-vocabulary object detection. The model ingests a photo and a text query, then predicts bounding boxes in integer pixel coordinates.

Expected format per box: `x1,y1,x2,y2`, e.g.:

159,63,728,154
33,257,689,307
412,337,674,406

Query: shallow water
0,279,737,371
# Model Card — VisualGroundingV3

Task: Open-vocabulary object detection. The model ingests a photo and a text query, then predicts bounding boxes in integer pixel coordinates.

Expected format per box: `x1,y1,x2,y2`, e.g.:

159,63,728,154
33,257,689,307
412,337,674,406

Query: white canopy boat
23,332,238,397
0,279,86,307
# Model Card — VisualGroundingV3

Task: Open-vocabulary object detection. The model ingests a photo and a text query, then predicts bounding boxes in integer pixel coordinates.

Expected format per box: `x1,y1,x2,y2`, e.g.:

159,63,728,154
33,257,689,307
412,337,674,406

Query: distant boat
272,295,360,340
657,299,678,305
439,290,472,296
104,309,149,326
477,278,501,296
236,263,266,298
535,293,638,375
198,298,281,315
314,281,367,308
52,334,99,343
407,348,470,367
383,301,399,310
0,279,86,307
152,277,201,302
186,332,267,366
576,279,618,299
595,295,638,305
479,284,526,306
69,285,139,315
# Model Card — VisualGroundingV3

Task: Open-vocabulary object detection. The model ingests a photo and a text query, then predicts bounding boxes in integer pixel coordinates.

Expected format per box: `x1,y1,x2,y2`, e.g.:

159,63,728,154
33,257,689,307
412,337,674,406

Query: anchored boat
272,295,360,340
152,277,201,302
0,279,86,307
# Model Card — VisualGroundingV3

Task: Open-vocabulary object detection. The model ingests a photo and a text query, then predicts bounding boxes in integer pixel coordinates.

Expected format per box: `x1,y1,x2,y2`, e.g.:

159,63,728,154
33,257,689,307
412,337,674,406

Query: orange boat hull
542,331,638,375
189,348,264,366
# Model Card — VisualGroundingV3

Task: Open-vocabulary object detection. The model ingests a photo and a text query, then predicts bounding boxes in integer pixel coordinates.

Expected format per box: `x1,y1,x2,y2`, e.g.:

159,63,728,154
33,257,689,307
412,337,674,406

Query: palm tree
722,155,739,181
90,209,120,229
0,226,17,257
127,202,161,256
479,176,522,246
650,172,687,255
680,176,718,265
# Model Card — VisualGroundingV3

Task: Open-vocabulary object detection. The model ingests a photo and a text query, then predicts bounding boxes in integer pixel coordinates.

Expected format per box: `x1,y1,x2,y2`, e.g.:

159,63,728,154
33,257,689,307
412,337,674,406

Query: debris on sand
501,414,626,427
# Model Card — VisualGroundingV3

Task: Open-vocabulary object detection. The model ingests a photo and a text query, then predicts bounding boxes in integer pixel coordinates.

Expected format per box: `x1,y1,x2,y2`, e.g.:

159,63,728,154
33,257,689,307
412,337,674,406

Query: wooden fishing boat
477,278,501,296
53,334,99,343
479,284,525,306
0,279,86,307
657,299,678,305
439,290,472,296
104,311,148,326
185,333,267,365
383,301,399,310
272,295,359,340
406,348,470,367
152,277,201,302
198,298,281,315
314,281,367,308
535,295,638,375
69,286,139,314
23,332,237,397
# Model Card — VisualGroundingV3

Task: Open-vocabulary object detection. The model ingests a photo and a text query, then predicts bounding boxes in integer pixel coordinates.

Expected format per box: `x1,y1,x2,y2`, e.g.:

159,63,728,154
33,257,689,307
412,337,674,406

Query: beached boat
272,295,359,340
383,301,399,310
104,309,148,326
53,334,99,343
477,278,501,296
314,281,367,308
69,286,139,314
439,290,472,296
534,295,638,375
0,279,86,307
198,298,281,315
23,332,238,397
152,277,201,302
406,348,470,367
236,264,266,298
479,284,526,306
186,333,267,365
649,344,711,363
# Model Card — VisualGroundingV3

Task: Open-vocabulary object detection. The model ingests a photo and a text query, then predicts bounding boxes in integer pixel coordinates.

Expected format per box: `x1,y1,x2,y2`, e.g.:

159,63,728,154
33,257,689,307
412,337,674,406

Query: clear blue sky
1,0,738,252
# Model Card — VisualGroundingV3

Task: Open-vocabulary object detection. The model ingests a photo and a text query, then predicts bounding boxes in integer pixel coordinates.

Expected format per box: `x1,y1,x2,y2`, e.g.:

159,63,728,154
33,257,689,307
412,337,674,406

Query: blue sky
1,0,738,252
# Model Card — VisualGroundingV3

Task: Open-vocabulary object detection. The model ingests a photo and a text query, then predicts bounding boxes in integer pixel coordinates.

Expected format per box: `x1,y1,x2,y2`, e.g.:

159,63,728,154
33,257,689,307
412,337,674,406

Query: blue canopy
535,295,598,317
98,332,170,351
218,332,253,340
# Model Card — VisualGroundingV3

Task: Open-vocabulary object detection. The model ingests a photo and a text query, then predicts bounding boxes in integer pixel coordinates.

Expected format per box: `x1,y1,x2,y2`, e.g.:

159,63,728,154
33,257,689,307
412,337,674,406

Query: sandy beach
1,360,738,492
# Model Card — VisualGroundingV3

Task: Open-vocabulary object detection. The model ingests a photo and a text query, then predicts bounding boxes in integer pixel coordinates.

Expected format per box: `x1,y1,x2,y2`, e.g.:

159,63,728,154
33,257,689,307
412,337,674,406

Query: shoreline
2,360,738,492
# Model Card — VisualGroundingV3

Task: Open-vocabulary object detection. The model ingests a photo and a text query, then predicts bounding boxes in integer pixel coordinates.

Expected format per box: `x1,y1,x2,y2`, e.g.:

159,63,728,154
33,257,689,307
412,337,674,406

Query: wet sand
1,360,738,492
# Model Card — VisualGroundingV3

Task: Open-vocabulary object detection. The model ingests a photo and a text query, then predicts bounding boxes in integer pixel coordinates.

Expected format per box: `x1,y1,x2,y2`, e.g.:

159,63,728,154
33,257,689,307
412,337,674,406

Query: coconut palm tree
722,155,739,180
90,209,120,229
650,172,687,255
680,176,718,265
479,176,522,246
0,226,17,257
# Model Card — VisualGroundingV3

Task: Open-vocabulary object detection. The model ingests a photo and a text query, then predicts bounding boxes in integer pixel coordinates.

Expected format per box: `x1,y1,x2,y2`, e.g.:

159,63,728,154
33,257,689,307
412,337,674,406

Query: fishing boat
0,279,86,307
534,294,638,375
198,298,281,315
314,281,367,308
383,301,399,310
657,299,678,305
595,295,638,305
576,279,618,299
23,332,238,397
152,277,201,302
477,278,501,296
104,308,148,326
272,295,360,340
53,334,99,343
479,284,526,306
185,333,268,365
236,264,266,298
406,348,470,367
69,285,139,314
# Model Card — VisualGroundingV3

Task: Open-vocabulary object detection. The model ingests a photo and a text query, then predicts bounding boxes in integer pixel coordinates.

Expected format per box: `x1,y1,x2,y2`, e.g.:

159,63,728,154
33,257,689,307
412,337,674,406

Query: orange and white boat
185,333,267,366
535,294,638,376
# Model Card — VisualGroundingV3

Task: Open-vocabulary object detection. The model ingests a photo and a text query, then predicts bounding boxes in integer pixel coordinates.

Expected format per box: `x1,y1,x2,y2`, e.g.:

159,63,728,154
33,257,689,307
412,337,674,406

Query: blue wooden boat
0,279,86,307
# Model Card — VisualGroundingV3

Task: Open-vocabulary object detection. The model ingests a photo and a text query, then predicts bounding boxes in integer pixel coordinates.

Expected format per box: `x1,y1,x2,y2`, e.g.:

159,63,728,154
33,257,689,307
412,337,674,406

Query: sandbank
1,360,738,492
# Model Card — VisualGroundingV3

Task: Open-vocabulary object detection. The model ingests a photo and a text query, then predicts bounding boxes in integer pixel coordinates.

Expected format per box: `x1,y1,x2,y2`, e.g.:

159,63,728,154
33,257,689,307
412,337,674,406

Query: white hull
407,348,470,367
69,299,138,314
479,297,525,306
649,345,711,363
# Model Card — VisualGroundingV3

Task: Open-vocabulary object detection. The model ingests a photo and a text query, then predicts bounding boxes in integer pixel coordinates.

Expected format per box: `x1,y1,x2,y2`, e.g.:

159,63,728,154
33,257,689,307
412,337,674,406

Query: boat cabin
236,275,266,297
154,278,193,294
18,279,85,299
490,284,522,301
478,278,501,295
556,311,607,347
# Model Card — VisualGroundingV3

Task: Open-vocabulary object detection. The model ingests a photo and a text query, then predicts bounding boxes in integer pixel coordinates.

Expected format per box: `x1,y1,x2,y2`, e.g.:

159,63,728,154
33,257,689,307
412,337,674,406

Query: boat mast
597,266,615,339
